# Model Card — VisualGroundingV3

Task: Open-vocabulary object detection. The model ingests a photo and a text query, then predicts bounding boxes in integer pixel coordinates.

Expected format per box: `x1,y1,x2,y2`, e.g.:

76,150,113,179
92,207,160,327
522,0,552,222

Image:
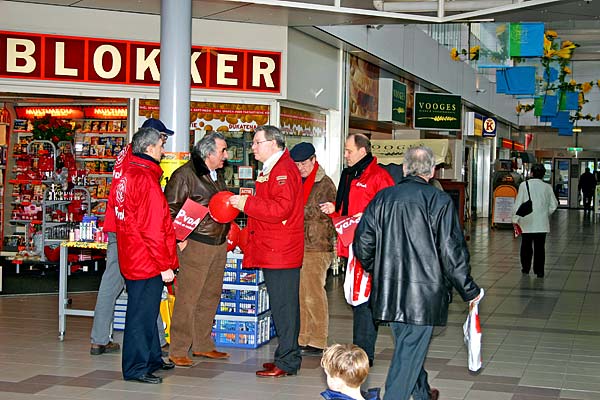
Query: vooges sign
0,31,282,93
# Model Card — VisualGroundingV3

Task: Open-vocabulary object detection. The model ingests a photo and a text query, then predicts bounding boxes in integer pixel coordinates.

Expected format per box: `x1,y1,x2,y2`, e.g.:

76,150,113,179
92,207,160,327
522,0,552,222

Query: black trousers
583,192,594,210
122,274,164,380
520,232,547,277
263,268,302,374
352,302,378,363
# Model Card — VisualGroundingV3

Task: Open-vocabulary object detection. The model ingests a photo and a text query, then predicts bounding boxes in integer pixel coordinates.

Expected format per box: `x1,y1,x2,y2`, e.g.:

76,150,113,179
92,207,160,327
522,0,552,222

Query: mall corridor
0,209,599,400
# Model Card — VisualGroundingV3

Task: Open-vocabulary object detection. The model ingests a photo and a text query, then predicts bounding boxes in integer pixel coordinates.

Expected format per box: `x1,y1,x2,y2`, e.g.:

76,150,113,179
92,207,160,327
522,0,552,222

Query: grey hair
194,132,226,159
403,146,436,177
132,127,162,154
256,125,285,149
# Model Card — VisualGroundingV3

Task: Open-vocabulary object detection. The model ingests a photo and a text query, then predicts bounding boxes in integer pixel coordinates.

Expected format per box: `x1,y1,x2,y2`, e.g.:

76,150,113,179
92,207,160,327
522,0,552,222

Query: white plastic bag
343,245,372,306
463,288,484,372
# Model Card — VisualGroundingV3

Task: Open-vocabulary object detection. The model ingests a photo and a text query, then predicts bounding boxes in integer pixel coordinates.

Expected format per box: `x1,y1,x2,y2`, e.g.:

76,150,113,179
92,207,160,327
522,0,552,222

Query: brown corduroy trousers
168,240,227,357
298,251,334,349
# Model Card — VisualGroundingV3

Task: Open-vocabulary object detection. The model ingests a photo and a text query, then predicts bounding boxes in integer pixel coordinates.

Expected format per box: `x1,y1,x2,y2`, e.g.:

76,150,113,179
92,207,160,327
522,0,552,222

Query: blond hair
321,344,370,388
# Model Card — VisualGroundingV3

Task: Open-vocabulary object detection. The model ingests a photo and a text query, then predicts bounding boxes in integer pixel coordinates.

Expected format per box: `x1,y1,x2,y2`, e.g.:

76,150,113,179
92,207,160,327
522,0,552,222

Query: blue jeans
91,232,166,346
383,322,433,400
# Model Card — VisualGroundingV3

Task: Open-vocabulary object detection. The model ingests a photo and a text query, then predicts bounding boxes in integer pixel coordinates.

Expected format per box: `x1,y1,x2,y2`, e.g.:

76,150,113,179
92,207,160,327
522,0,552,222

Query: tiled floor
1,209,600,399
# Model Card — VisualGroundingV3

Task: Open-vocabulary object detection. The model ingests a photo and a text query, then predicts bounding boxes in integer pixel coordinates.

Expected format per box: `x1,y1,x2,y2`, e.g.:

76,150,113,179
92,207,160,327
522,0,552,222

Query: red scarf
303,161,319,205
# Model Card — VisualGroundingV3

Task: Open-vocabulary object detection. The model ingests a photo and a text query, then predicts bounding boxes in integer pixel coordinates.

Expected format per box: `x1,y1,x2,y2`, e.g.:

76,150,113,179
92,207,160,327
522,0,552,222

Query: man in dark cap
90,118,174,357
290,142,336,356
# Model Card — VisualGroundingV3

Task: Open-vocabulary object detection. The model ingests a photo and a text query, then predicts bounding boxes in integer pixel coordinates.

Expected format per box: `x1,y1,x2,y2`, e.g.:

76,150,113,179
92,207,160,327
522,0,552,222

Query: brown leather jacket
164,152,230,245
304,165,337,252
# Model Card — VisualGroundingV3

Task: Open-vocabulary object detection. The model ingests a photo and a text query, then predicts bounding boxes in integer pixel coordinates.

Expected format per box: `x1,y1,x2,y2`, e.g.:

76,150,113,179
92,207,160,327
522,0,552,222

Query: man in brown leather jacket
163,132,231,367
290,142,337,356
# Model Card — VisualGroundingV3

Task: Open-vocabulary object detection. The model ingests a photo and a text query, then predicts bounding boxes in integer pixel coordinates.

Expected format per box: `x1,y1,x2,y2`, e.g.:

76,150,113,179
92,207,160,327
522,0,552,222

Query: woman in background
512,163,558,278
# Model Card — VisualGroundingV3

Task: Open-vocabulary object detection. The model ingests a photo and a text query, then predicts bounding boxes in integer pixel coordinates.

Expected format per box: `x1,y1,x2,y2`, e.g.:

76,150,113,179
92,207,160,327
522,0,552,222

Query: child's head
321,344,370,391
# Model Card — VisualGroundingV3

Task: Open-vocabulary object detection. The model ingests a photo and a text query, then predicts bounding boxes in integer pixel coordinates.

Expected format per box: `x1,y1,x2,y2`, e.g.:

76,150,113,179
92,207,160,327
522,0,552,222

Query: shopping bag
159,285,176,344
343,245,371,306
463,288,484,372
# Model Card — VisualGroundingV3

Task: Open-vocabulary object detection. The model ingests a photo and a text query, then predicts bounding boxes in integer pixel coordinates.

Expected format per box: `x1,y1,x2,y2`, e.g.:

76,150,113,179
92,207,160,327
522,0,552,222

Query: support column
160,0,192,153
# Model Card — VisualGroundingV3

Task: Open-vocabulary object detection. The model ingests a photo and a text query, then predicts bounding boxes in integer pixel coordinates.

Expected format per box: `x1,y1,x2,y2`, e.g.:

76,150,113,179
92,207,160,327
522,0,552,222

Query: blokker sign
0,31,282,93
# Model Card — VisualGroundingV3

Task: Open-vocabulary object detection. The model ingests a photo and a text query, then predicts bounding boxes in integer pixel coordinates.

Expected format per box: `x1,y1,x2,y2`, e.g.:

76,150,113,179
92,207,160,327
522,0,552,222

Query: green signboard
392,81,407,124
413,92,462,131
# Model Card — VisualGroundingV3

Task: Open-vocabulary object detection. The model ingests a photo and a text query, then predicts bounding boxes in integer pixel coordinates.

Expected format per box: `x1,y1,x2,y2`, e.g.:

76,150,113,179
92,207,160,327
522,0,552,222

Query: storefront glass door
554,158,570,207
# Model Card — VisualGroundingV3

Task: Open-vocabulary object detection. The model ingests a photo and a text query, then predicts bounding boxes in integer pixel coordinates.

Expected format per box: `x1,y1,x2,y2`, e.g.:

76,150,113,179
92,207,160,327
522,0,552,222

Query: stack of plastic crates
113,292,127,331
212,251,275,348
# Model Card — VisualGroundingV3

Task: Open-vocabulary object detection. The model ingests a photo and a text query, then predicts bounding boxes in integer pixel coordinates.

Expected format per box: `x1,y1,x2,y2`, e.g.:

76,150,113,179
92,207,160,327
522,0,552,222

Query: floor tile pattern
1,209,599,399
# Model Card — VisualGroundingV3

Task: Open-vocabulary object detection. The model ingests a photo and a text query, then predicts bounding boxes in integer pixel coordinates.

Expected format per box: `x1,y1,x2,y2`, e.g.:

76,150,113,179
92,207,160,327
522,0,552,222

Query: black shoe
129,373,162,384
300,345,323,356
90,341,120,355
521,268,530,275
536,273,544,278
159,361,175,370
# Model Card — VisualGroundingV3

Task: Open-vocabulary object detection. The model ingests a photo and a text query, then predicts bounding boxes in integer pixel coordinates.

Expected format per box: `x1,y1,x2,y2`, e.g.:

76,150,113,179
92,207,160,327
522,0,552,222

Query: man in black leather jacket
353,146,481,400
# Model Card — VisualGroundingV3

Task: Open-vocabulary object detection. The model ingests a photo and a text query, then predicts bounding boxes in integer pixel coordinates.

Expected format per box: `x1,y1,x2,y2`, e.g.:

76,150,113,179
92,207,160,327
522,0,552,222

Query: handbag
515,181,533,217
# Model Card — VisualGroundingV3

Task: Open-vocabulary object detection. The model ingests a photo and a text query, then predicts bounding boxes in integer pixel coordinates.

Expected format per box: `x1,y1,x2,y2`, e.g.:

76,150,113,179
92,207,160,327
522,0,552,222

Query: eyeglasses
251,139,271,147
160,133,169,142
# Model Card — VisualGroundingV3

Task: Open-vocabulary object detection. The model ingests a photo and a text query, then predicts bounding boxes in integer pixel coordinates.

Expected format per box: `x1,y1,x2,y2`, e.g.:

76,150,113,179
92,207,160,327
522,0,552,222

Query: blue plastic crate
224,253,264,285
218,283,269,316
113,293,128,331
211,312,272,349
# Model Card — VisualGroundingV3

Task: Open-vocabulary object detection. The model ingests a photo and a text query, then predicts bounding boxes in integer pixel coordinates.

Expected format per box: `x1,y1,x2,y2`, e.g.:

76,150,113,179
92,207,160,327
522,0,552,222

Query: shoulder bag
515,181,533,217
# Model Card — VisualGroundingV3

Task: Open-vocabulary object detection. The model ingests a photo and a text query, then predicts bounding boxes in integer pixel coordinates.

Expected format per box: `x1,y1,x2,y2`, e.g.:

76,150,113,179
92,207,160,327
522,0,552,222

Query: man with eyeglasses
229,125,304,378
289,142,336,357
90,118,173,358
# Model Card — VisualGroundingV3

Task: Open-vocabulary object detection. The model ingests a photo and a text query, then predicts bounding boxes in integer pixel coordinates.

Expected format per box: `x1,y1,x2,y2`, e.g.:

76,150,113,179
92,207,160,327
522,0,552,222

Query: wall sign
482,116,497,137
0,30,282,93
378,79,406,124
413,92,461,131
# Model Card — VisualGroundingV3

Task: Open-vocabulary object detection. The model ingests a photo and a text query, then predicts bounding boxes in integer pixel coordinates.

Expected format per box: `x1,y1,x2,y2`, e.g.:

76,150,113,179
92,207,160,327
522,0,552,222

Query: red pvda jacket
331,157,394,258
103,144,131,233
114,155,179,280
243,149,304,269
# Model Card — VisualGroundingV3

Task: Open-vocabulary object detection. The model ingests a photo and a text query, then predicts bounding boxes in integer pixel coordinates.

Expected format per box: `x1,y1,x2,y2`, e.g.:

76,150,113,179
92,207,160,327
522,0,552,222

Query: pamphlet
173,198,209,241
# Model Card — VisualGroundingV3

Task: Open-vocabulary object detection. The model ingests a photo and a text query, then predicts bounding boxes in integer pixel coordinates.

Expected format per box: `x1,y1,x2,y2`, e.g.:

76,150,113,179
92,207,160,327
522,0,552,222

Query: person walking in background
319,133,394,366
353,146,481,400
290,142,337,357
229,125,304,377
513,163,558,278
115,127,178,384
164,132,231,367
578,167,597,211
89,118,173,357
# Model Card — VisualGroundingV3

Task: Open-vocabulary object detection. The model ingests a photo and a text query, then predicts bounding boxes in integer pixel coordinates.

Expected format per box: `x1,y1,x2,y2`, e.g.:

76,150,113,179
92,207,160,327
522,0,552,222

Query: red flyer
173,199,209,241
332,215,362,247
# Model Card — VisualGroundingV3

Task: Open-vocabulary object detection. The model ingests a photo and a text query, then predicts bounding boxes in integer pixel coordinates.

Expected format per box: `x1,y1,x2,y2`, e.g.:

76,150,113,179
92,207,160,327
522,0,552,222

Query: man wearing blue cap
89,118,174,357
290,142,336,356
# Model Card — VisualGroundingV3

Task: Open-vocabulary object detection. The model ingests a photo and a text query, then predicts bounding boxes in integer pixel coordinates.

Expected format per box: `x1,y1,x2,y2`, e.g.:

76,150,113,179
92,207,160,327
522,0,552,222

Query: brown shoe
192,350,230,359
256,366,293,377
90,341,120,355
169,356,193,367
430,388,440,400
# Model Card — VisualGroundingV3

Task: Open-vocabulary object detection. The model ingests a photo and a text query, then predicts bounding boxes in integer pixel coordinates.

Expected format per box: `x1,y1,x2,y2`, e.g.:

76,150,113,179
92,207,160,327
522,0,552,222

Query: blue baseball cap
290,142,316,162
141,118,174,136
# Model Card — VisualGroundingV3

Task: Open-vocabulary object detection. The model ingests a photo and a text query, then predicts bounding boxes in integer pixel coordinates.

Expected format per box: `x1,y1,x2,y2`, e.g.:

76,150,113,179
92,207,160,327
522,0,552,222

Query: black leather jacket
353,175,480,326
164,153,230,245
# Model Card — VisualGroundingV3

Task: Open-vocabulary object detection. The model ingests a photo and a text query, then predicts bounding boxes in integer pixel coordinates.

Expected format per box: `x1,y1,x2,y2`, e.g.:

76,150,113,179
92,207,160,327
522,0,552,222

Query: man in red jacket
230,125,304,377
320,133,394,366
114,127,179,384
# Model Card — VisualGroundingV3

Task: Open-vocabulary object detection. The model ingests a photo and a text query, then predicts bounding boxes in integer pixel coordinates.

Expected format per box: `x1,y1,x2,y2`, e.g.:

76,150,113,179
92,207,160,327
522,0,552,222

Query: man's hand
319,202,335,214
161,269,175,283
229,195,248,211
177,240,188,251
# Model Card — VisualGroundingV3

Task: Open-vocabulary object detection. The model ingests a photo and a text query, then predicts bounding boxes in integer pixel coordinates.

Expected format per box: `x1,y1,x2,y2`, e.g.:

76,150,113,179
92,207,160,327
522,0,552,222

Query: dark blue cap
141,118,174,135
290,142,316,162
